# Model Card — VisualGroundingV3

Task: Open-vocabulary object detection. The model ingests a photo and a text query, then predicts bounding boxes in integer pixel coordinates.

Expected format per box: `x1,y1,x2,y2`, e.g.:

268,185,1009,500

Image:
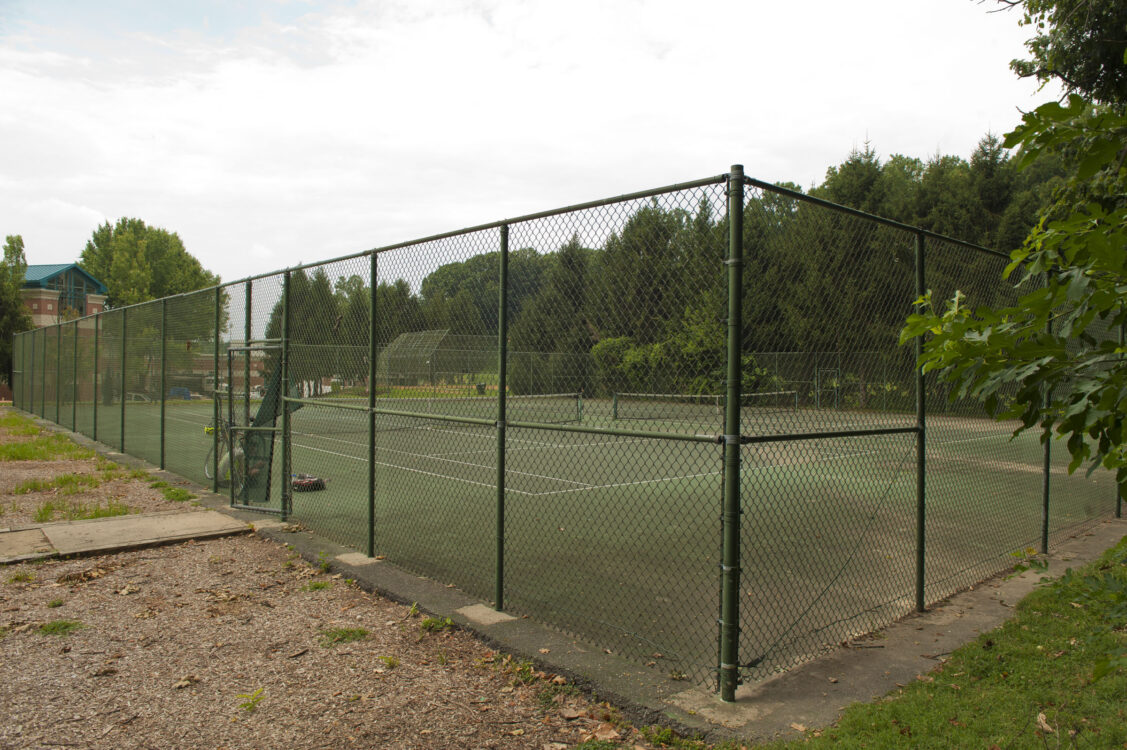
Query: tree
903,4,1127,495
1007,0,1127,105
1,235,33,387
80,218,219,307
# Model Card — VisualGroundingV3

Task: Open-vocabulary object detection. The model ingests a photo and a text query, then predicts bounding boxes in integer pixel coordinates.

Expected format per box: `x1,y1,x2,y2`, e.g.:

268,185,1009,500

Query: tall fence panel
9,166,1120,696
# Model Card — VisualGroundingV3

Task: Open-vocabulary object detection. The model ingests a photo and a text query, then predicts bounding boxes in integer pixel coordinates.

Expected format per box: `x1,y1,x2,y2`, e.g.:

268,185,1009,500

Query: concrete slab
0,528,54,563
337,552,380,566
457,603,517,626
41,510,250,557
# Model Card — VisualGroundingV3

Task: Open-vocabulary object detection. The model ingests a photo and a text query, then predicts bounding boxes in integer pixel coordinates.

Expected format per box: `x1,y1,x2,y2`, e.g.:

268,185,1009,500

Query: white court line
533,470,723,497
292,431,594,489
293,441,538,496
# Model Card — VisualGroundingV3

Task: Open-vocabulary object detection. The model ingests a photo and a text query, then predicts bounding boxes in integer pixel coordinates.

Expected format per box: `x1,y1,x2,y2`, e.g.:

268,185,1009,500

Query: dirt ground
0,407,667,749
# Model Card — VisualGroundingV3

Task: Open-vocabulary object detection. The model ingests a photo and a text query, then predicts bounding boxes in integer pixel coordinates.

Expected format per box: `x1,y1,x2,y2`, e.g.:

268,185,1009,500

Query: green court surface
51,395,1118,684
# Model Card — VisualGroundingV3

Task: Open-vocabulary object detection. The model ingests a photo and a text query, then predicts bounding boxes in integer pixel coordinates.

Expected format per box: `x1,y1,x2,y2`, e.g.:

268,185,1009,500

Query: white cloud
0,0,1056,283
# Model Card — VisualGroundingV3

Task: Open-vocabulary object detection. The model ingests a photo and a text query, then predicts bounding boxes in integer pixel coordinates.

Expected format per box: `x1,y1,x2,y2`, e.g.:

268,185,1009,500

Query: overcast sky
1,0,1058,284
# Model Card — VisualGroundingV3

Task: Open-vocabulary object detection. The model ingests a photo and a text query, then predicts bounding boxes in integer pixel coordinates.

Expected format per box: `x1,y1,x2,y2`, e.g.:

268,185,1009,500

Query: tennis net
613,391,798,422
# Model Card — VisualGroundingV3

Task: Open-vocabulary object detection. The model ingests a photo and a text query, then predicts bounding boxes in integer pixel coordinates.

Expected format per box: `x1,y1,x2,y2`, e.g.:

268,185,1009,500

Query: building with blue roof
21,264,108,327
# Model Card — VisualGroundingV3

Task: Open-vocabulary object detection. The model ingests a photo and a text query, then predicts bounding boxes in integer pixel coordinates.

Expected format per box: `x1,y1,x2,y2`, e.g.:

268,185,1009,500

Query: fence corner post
719,164,744,702
160,299,167,469
281,272,292,520
120,308,127,453
915,232,927,612
495,223,510,612
368,252,377,556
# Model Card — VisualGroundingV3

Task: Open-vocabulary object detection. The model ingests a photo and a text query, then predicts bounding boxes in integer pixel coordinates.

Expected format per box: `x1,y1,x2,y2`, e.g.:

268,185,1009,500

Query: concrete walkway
0,510,250,564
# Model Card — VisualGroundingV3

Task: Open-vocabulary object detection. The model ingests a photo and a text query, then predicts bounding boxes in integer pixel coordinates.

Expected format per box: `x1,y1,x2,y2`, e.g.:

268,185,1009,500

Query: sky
0,0,1060,285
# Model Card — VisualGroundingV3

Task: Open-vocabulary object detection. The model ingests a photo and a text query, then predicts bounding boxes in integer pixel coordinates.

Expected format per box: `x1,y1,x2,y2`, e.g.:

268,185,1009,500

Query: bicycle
203,395,246,498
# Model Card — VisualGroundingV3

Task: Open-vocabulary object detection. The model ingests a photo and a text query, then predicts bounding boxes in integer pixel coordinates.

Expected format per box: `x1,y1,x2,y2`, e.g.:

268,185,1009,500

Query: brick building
21,264,108,327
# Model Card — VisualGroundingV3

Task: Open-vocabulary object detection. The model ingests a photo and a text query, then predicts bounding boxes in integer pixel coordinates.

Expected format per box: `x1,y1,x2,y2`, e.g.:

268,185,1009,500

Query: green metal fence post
72,321,78,429
495,224,510,611
244,281,252,428
160,298,167,469
915,232,927,612
39,328,45,417
93,314,99,441
28,332,35,416
120,308,127,453
368,252,377,556
1042,307,1053,554
1119,311,1125,519
213,287,220,493
719,165,744,702
281,272,292,520
56,322,61,423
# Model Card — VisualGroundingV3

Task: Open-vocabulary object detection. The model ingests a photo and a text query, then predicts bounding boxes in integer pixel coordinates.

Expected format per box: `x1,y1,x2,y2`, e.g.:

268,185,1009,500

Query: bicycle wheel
203,426,220,480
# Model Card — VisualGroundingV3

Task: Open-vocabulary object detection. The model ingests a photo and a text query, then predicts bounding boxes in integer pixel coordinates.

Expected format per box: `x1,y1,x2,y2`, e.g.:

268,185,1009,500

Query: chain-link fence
10,167,1120,699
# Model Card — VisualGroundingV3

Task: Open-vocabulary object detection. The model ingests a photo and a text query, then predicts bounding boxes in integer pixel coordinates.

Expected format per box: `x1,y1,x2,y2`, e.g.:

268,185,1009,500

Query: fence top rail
10,166,1012,341
746,176,1010,260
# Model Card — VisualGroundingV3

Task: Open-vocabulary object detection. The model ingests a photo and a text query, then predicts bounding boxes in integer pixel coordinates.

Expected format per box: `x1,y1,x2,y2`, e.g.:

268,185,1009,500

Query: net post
495,223,509,612
213,287,220,493
915,232,927,612
92,314,98,441
72,321,78,430
719,165,744,702
160,298,167,469
281,272,292,520
368,252,377,556
120,308,126,453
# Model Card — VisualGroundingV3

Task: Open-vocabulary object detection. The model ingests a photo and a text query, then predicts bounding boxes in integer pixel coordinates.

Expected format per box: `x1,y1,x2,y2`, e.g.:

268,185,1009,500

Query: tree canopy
1,235,33,387
80,218,219,308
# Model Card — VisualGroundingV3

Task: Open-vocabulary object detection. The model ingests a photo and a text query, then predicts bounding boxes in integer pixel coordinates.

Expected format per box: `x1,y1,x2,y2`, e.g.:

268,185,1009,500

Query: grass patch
13,473,101,496
303,581,332,592
420,616,455,634
40,619,84,636
33,499,132,523
760,536,1127,749
0,412,41,436
46,599,64,608
160,486,195,502
6,572,34,584
320,627,368,647
0,433,94,461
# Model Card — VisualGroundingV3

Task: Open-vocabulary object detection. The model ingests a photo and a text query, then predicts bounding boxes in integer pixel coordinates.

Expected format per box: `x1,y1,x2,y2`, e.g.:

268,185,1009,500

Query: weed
46,599,64,608
7,572,34,583
379,655,399,669
14,473,100,495
537,682,580,711
406,602,419,618
129,469,148,480
316,550,331,573
160,487,195,502
1009,547,1050,577
0,434,93,462
0,412,40,435
420,616,454,634
282,560,295,569
303,581,331,591
34,499,131,523
320,627,368,647
236,688,265,712
436,648,448,665
149,480,170,489
40,619,84,636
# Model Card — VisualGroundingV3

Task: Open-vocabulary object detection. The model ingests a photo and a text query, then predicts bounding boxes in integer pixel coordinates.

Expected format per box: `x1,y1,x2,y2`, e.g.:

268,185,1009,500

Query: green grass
0,412,41,436
13,473,100,495
46,599,64,608
33,499,131,523
303,581,332,591
40,619,84,636
6,572,34,583
0,433,94,461
755,536,1127,749
160,486,196,502
320,627,368,647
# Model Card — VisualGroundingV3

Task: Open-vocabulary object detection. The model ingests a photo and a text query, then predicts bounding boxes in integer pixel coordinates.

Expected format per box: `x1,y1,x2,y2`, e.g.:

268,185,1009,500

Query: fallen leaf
509,729,524,736
539,648,550,654
828,677,838,684
1037,712,1054,733
560,708,582,720
551,675,566,685
790,723,807,732
592,723,620,741
173,675,199,689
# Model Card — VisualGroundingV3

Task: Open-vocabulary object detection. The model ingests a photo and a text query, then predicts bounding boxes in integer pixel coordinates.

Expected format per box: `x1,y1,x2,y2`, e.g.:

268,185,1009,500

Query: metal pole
245,281,252,428
39,327,45,417
1041,310,1052,554
213,287,220,493
56,323,61,423
160,298,167,469
72,322,78,430
93,315,99,441
228,349,235,506
1119,311,1125,519
368,252,377,557
915,232,927,612
495,224,509,611
120,309,126,453
281,271,292,520
29,330,35,418
719,165,744,702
